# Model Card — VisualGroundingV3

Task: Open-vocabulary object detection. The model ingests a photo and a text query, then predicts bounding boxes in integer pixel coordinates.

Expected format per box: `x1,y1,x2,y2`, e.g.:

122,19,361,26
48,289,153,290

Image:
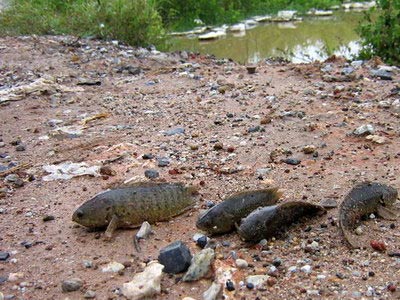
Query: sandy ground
0,36,399,300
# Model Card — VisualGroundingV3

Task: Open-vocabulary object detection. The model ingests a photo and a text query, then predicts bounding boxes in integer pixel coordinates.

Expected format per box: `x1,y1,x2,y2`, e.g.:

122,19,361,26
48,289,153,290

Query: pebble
0,252,10,261
341,67,355,75
144,169,159,179
83,260,93,268
272,258,282,267
8,273,24,282
142,153,154,160
355,226,363,235
353,124,375,136
15,145,25,151
300,265,312,274
302,145,316,154
163,127,185,136
61,278,83,292
387,283,397,292
136,221,152,240
235,259,248,269
371,68,392,80
225,280,235,291
370,240,386,251
4,174,24,188
183,248,215,282
246,275,268,288
194,235,208,249
319,198,338,208
84,290,96,298
121,261,164,300
282,158,301,165
158,241,192,274
246,282,254,289
157,157,170,167
99,165,116,176
102,261,125,273
42,215,55,222
213,142,223,150
288,266,297,273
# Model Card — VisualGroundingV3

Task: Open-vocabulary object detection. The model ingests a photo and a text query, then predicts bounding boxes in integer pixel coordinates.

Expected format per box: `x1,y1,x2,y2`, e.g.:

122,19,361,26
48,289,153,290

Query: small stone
370,240,386,251
353,124,375,136
158,241,192,274
341,67,355,75
157,157,170,167
142,153,154,160
235,259,248,269
355,226,363,236
387,284,397,292
136,221,152,240
319,198,338,208
42,215,55,222
302,145,316,154
83,260,93,268
371,68,392,80
260,117,271,124
221,241,230,247
272,258,282,267
213,142,223,150
15,145,25,151
246,65,257,74
100,165,116,176
84,290,96,298
121,261,164,300
288,266,297,273
195,235,208,249
225,280,235,291
61,278,83,292
246,282,254,289
266,277,277,286
102,262,125,273
144,169,159,179
189,144,199,150
0,252,10,261
164,127,185,136
4,174,24,188
183,248,214,282
300,265,312,274
282,158,301,165
246,275,268,288
0,276,7,284
248,126,261,133
365,134,386,144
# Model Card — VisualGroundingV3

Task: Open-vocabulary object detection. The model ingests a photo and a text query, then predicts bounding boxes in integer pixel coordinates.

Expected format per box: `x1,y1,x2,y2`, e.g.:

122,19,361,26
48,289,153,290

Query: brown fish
72,182,196,238
238,201,326,242
339,182,398,248
196,188,282,234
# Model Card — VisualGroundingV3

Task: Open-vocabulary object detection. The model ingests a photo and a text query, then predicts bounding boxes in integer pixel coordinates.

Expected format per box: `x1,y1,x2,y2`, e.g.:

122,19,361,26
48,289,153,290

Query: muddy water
169,12,363,64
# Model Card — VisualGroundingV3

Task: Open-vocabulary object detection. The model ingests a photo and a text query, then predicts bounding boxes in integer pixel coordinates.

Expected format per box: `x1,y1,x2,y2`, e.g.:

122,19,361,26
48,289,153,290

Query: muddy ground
0,36,399,300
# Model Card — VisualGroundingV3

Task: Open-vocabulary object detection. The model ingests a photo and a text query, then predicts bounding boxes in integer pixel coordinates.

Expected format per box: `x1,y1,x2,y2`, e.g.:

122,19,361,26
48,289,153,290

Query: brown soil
0,36,399,300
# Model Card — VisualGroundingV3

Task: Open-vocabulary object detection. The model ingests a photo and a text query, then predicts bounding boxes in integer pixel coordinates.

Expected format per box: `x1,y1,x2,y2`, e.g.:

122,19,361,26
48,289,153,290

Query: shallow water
169,12,364,64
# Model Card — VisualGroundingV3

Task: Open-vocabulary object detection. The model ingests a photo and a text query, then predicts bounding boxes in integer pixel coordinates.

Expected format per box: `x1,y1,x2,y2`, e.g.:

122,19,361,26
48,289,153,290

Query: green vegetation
358,0,400,64
0,0,165,47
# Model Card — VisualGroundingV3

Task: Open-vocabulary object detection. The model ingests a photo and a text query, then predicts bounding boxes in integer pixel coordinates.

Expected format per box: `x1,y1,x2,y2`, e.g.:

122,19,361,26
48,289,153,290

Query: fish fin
342,228,364,249
104,215,120,240
377,205,398,220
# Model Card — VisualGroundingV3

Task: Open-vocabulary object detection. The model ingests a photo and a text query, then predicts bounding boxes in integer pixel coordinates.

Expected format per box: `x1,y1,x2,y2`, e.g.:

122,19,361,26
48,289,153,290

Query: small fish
339,182,398,248
238,201,326,242
72,182,197,239
196,188,282,234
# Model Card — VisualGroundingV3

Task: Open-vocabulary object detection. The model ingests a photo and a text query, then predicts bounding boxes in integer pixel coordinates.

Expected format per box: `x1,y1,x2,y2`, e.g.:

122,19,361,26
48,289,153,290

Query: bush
358,0,400,65
0,0,165,47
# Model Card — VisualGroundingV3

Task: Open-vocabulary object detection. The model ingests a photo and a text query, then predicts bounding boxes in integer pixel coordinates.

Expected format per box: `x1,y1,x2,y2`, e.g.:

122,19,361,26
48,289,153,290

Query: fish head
380,185,398,206
72,193,114,228
196,207,233,234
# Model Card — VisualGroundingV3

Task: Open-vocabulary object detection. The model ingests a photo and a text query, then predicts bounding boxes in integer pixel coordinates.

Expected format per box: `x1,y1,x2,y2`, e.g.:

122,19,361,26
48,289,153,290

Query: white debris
121,261,164,300
102,262,125,273
42,161,100,181
246,275,269,288
203,282,222,300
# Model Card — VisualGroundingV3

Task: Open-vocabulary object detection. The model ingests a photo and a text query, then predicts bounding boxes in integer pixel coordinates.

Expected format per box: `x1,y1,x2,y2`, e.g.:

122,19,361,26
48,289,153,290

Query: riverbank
0,35,399,299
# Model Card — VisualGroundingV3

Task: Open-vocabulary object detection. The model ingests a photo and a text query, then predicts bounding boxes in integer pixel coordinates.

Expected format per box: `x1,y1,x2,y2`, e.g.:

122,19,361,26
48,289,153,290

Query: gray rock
84,290,96,299
353,124,375,136
144,169,159,179
164,127,185,136
235,259,248,269
371,68,392,80
158,241,192,274
319,198,338,208
183,248,215,282
61,278,83,292
157,157,170,167
0,252,9,261
341,67,355,76
15,145,25,151
282,158,301,165
4,174,24,188
351,60,364,68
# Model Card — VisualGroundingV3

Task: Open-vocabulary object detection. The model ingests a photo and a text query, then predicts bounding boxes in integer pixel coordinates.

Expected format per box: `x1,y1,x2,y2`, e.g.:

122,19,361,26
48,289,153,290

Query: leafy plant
358,0,400,64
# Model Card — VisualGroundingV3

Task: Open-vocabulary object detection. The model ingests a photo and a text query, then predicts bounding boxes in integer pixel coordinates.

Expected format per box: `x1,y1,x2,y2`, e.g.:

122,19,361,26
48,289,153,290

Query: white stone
246,275,269,288
235,259,248,269
203,282,222,300
102,262,125,273
121,261,164,300
301,265,312,274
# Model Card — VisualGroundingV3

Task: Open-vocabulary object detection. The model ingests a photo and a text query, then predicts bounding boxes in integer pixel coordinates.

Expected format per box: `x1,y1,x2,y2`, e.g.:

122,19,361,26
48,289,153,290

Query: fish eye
76,210,84,218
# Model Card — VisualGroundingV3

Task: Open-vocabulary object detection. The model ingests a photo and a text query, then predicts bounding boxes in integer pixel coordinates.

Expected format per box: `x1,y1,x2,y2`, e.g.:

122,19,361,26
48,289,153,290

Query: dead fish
238,201,326,242
72,182,197,239
196,188,282,234
339,182,398,249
